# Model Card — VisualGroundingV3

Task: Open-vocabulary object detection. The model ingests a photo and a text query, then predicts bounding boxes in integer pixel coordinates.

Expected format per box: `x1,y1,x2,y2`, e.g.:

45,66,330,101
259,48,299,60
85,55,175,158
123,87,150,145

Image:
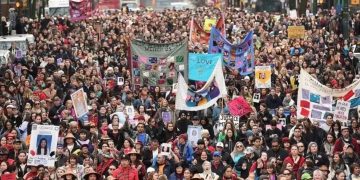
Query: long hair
37,138,48,155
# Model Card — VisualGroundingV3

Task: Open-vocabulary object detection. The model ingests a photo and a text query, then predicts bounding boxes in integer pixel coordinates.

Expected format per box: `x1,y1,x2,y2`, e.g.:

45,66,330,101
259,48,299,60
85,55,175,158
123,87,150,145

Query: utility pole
342,0,350,39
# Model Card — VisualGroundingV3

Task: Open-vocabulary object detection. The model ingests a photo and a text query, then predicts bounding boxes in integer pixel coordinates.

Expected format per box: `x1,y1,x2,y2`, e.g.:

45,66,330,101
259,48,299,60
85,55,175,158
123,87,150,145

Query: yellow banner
287,26,305,39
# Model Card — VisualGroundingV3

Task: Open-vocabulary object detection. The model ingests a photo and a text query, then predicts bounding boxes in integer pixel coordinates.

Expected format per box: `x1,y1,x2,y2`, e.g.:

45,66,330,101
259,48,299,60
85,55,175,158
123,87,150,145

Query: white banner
27,125,59,167
297,69,360,123
48,0,69,8
213,114,240,135
175,60,227,111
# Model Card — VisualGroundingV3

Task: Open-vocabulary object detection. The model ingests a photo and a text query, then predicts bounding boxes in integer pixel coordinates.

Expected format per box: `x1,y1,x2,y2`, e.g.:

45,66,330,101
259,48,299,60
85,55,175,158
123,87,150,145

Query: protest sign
208,27,255,75
253,93,261,103
97,0,120,10
69,0,92,22
214,114,240,134
160,143,172,158
175,60,227,111
110,112,126,129
125,106,135,117
227,96,252,117
187,125,203,146
204,18,216,32
117,77,124,86
297,69,360,123
162,111,172,124
71,88,88,118
28,125,59,167
255,66,272,88
287,26,305,39
334,101,350,123
188,53,222,81
131,40,188,91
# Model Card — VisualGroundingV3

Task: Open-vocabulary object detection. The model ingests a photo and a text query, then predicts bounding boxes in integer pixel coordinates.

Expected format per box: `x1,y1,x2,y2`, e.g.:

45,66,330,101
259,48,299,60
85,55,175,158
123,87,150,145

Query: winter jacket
112,166,139,180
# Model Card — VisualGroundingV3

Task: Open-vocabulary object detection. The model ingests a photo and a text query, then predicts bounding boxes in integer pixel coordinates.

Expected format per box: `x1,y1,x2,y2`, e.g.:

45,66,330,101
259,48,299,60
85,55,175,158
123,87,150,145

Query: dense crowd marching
0,4,360,180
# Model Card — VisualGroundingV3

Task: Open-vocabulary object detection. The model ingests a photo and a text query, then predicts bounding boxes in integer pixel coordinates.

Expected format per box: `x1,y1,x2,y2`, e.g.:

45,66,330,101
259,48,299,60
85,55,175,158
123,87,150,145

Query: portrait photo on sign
36,135,52,155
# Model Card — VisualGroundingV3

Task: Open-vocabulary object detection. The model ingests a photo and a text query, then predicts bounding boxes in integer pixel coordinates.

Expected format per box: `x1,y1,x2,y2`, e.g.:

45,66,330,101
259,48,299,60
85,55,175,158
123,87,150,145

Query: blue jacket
177,142,194,164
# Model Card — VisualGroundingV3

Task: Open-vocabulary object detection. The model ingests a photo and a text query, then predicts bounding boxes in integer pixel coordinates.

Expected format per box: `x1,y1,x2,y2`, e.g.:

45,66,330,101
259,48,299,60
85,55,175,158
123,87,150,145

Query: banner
69,0,92,22
255,66,272,88
97,0,120,10
204,18,216,32
131,40,188,91
175,60,227,111
187,125,203,146
287,26,305,39
71,88,88,118
227,96,252,117
188,53,222,81
334,101,350,123
208,27,255,75
189,16,225,49
27,125,59,167
297,69,360,123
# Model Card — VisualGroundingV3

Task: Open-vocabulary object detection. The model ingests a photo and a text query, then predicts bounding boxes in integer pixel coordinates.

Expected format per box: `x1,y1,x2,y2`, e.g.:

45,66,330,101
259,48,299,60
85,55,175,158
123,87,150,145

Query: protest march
0,1,360,180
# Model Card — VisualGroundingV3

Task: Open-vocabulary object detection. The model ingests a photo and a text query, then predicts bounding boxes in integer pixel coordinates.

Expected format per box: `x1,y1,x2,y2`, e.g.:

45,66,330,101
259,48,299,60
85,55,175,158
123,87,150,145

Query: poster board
187,125,203,147
255,66,272,88
71,88,88,117
287,26,305,39
27,125,59,167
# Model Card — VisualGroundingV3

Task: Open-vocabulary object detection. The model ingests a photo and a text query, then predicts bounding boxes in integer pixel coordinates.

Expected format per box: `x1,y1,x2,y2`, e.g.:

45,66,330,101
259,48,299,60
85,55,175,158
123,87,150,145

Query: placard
71,88,88,118
27,125,59,167
125,106,135,117
334,100,350,123
117,77,124,86
162,111,172,124
253,93,261,103
187,125,203,147
255,66,271,88
287,26,305,39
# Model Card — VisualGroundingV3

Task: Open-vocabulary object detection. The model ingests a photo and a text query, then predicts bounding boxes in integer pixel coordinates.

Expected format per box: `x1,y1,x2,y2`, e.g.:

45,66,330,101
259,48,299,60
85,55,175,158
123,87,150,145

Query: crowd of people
0,3,360,180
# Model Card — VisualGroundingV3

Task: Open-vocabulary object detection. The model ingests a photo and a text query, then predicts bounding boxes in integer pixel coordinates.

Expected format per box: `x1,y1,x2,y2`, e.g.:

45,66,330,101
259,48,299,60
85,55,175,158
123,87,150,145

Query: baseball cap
216,142,224,148
213,151,222,157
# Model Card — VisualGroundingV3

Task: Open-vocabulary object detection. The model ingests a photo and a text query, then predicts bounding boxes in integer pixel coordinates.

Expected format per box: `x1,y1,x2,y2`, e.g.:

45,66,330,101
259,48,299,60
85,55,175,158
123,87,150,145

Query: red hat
179,134,187,141
282,137,290,143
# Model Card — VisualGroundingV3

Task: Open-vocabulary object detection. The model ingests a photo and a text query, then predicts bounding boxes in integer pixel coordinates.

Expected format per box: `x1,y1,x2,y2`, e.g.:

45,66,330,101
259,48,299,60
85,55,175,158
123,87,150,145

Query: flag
175,60,227,111
69,0,92,22
227,96,252,117
208,27,255,75
189,15,225,48
188,53,222,81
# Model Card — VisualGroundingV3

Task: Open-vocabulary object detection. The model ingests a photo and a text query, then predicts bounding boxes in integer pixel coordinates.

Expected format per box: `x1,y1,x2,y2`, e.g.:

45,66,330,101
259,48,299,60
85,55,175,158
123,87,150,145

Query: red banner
97,0,120,10
227,96,252,117
1,173,16,180
189,15,225,48
69,0,92,22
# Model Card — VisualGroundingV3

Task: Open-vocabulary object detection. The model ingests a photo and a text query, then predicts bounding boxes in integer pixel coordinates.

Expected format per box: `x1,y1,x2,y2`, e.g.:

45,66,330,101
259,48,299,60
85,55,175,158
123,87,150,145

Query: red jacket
112,166,139,180
283,156,305,178
333,137,360,155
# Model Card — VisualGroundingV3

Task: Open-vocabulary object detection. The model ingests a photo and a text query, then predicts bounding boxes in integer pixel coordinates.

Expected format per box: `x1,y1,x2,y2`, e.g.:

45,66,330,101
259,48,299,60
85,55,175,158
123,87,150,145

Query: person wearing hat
129,149,146,180
61,169,77,180
215,142,234,167
83,168,101,180
112,153,138,180
334,126,360,155
63,133,80,155
211,151,226,177
96,152,115,176
235,147,258,179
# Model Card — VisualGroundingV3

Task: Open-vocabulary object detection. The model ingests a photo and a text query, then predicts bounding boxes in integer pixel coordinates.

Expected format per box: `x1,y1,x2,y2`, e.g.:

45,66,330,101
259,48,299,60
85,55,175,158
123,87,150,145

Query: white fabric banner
175,60,227,111
297,69,360,123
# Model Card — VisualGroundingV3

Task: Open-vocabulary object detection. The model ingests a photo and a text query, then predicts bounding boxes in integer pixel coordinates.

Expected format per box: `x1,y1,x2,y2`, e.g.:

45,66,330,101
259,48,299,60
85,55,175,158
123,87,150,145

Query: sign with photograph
27,125,59,167
71,88,88,118
187,125,203,146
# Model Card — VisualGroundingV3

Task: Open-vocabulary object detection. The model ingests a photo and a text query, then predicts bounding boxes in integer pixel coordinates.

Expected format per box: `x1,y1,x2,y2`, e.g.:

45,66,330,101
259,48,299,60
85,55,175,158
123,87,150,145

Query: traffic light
15,0,23,9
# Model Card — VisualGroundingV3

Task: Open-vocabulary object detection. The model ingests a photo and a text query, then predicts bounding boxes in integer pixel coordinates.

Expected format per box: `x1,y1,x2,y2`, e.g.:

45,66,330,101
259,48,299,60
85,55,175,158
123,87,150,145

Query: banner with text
287,26,306,39
255,66,272,88
189,53,222,81
28,125,59,167
297,69,360,124
208,27,255,75
175,60,227,111
213,114,240,134
334,101,351,123
131,40,188,91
